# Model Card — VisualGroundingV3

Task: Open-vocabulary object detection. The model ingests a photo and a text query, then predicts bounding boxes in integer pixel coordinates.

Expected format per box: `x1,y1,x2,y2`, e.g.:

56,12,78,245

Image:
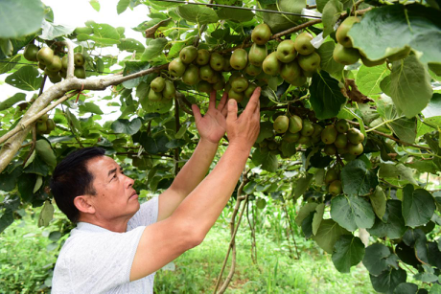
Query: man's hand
226,87,261,150
192,91,228,144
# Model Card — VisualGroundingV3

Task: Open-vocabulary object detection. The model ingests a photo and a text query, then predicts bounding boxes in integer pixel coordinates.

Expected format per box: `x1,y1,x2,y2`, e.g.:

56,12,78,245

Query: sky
1,0,150,121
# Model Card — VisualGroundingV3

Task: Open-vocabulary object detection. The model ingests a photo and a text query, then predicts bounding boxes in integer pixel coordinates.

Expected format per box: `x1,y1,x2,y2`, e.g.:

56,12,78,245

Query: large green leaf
402,185,436,227
368,200,406,239
295,203,318,226
310,71,348,120
422,93,441,128
261,0,305,33
331,195,375,231
317,41,344,77
216,8,254,22
370,268,407,294
332,235,365,273
369,186,387,220
374,95,417,144
78,22,121,45
381,55,432,118
0,0,44,39
363,243,397,276
340,159,378,196
110,118,141,135
322,0,343,38
251,149,278,172
117,0,130,14
40,20,75,40
378,163,418,186
0,54,21,74
118,38,145,53
394,283,418,294
0,93,26,111
312,219,350,254
79,102,104,115
5,65,42,91
176,5,219,25
122,61,151,89
355,65,389,97
142,38,168,61
349,4,441,65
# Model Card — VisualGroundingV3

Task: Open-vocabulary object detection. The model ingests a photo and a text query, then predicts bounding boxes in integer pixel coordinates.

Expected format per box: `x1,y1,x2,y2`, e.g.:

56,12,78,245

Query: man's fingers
217,91,228,111
227,99,238,122
208,91,216,110
192,104,202,123
243,87,261,115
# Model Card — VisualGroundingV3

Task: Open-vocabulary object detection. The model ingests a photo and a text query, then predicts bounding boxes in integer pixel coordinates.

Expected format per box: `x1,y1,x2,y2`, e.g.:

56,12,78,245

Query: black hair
50,147,106,223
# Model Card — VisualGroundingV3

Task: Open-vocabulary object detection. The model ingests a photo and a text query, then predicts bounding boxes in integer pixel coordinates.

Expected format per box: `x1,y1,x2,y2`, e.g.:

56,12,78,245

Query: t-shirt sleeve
53,226,146,293
127,196,159,230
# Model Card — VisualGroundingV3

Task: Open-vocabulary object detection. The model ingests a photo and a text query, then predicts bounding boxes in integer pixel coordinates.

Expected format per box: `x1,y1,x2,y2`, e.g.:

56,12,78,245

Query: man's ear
73,195,96,215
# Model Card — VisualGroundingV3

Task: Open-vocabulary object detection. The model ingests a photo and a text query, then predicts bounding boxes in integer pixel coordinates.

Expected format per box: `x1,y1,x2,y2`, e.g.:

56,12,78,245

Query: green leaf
122,61,151,89
363,243,395,276
355,65,389,97
331,195,375,231
117,0,130,14
370,268,407,294
5,65,42,91
140,96,173,114
349,4,441,65
368,200,406,239
317,41,344,77
111,118,141,135
294,173,314,200
374,95,417,144
38,200,54,227
143,135,170,154
251,149,278,172
341,159,378,196
425,134,441,170
216,8,254,22
0,166,22,192
332,235,365,273
177,5,219,25
261,0,305,33
0,93,26,111
405,161,438,175
0,54,20,74
17,173,37,203
89,0,100,12
118,38,145,53
312,204,325,236
393,283,418,294
23,154,49,177
0,0,44,39
430,284,441,294
301,212,315,238
81,22,121,46
312,219,351,254
40,20,75,40
381,55,433,118
295,203,318,226
256,122,274,143
402,185,436,227
322,0,343,38
370,186,387,220
79,102,104,115
310,71,347,120
379,163,418,186
142,38,167,61
35,139,57,169
0,210,14,234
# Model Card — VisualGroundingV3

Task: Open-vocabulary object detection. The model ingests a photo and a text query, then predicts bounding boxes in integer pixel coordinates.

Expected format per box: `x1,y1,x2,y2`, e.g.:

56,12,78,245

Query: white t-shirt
52,197,159,294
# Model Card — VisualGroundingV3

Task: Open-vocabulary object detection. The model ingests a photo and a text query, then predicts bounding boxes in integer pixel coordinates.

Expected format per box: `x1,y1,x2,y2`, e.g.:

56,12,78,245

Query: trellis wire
150,0,322,19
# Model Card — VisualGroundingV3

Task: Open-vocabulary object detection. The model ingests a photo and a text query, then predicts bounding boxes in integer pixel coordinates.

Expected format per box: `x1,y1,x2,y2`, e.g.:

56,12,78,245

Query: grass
154,210,376,294
0,202,376,294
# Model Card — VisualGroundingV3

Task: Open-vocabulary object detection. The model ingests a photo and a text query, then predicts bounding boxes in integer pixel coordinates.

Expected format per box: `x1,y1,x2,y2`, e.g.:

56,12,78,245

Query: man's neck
77,216,129,233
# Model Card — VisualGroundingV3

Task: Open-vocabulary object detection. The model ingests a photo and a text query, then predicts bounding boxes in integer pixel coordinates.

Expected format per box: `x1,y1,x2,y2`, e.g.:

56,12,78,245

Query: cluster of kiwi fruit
148,76,176,101
23,43,87,82
333,16,410,67
324,166,342,196
321,119,365,157
36,114,55,135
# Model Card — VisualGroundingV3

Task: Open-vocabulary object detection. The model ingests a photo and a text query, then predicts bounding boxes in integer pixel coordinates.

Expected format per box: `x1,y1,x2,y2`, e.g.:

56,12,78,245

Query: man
50,88,261,293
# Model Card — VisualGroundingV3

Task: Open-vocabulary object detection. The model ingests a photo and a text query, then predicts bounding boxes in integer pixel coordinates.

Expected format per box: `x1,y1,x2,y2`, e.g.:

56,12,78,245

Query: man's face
86,156,139,222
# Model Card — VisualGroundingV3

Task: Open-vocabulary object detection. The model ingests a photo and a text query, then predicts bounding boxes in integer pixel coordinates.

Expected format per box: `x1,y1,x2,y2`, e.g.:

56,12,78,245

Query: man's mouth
129,191,138,199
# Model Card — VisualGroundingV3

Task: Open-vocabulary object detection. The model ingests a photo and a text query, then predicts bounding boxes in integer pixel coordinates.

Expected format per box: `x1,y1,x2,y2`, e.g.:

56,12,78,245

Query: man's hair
50,147,106,223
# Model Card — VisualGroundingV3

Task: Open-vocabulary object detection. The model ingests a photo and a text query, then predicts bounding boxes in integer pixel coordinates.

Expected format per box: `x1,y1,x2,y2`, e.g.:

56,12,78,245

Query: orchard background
0,0,441,293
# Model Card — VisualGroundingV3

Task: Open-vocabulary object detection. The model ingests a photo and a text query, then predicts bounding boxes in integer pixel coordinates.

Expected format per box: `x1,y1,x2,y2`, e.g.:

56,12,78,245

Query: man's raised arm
157,91,229,221
130,88,261,281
